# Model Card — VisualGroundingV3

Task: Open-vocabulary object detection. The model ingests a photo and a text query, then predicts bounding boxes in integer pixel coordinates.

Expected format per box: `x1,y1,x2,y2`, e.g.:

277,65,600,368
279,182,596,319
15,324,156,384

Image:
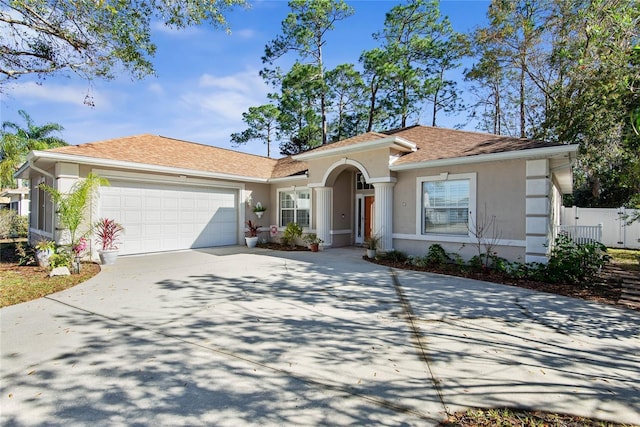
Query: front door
355,194,375,245
364,196,374,241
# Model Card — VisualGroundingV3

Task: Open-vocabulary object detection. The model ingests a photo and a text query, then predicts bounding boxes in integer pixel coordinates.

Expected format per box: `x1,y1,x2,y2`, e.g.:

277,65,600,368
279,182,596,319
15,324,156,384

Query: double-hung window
419,173,475,236
279,189,311,228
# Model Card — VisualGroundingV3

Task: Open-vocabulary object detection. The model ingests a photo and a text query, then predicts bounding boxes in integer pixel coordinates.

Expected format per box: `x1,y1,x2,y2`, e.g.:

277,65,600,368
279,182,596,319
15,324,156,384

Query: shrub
15,243,37,266
49,251,72,269
545,233,611,284
0,210,28,239
377,250,408,263
469,252,509,273
425,244,451,265
281,222,303,247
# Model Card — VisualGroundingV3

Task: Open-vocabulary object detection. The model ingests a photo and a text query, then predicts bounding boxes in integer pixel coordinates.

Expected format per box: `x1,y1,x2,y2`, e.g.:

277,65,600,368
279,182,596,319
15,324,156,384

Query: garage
99,180,238,255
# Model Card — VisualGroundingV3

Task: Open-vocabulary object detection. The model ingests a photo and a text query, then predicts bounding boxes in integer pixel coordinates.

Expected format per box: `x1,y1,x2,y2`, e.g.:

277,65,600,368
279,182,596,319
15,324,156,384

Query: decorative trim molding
392,233,526,247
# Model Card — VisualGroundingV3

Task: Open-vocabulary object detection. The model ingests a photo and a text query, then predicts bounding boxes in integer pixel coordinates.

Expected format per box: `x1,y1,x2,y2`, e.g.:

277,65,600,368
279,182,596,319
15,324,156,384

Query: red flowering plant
94,218,124,251
72,237,88,257
246,220,260,237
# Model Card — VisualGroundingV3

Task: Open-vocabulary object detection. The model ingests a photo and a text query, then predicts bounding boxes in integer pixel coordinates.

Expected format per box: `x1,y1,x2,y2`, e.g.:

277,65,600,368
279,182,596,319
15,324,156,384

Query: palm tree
0,110,67,187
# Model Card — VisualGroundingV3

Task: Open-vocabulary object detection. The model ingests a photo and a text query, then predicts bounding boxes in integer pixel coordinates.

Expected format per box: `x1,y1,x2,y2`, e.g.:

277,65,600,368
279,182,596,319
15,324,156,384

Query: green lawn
608,248,640,270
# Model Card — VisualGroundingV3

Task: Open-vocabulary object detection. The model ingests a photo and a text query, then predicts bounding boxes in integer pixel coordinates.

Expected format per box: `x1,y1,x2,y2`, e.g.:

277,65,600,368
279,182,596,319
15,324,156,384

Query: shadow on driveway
1,247,638,425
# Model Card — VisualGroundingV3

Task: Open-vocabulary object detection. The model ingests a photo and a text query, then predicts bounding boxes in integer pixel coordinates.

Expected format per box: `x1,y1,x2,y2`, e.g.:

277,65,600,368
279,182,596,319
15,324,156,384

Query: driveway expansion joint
388,267,450,416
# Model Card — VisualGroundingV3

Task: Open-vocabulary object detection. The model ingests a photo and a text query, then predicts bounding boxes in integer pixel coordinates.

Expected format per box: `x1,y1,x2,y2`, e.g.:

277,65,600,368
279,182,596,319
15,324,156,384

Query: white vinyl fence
560,206,640,249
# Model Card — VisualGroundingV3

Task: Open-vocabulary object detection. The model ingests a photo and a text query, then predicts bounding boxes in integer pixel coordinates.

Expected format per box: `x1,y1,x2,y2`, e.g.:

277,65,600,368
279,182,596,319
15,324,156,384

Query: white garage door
99,180,238,255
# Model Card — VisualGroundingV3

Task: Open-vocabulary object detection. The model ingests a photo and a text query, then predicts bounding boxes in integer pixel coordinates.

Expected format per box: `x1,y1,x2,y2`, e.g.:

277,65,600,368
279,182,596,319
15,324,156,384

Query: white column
373,182,394,252
525,159,550,264
314,187,332,247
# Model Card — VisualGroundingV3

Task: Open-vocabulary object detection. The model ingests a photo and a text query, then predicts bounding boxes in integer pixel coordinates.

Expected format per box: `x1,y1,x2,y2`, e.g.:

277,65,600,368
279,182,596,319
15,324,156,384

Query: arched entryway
311,159,395,251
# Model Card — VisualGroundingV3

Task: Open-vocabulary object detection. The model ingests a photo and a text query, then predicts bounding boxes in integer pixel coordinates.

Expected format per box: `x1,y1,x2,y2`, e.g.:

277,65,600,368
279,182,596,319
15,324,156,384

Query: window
279,189,310,228
37,178,47,230
421,174,475,235
356,173,373,190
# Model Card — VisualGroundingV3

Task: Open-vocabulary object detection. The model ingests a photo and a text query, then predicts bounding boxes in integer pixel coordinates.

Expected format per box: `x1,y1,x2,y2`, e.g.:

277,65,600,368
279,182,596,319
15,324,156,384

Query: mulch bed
257,242,311,251
365,256,629,310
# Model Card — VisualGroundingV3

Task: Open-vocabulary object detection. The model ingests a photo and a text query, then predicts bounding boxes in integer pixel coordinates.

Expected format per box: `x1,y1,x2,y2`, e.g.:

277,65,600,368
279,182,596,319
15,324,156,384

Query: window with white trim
279,189,311,228
420,173,475,235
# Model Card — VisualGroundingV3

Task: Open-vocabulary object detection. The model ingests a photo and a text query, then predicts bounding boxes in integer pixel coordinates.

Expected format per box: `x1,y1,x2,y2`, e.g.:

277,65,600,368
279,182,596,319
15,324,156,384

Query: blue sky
0,0,490,158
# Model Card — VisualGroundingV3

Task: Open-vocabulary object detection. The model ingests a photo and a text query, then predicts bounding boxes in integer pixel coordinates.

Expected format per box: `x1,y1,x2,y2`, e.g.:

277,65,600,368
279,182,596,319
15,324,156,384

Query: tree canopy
0,0,247,83
0,109,67,187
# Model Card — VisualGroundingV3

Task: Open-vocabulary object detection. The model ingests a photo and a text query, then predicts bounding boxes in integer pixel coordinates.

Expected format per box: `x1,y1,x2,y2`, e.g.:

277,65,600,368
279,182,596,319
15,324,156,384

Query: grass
0,241,101,308
608,248,640,269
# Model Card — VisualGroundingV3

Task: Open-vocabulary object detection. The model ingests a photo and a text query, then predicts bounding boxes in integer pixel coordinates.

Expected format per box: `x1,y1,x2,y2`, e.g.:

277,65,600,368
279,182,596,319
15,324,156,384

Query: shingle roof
48,134,307,180
383,125,562,165
294,131,390,156
271,156,309,178
44,126,568,181
295,125,565,164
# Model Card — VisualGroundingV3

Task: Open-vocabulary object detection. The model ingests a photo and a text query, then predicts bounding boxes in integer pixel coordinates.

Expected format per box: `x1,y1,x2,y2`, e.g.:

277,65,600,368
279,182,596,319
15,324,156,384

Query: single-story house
0,181,30,216
16,125,578,263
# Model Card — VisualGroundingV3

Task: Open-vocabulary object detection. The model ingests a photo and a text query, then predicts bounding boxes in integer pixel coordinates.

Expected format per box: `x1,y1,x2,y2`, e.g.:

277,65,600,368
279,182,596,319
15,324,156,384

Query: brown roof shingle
48,134,309,180
45,126,567,180
295,125,566,164
383,125,563,165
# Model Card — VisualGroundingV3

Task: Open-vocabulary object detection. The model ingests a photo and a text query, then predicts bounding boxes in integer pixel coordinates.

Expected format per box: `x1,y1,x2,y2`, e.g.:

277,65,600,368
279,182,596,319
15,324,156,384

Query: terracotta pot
310,243,319,252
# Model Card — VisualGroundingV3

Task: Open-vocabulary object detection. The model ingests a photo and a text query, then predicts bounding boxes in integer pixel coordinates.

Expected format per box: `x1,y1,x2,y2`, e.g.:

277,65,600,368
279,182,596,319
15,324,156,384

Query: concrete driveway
1,247,639,426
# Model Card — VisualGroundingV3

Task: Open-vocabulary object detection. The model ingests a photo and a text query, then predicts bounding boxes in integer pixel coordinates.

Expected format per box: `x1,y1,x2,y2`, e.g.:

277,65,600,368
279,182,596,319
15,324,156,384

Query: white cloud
197,69,267,95
180,69,269,122
151,21,204,38
147,83,165,96
232,28,256,39
3,81,111,108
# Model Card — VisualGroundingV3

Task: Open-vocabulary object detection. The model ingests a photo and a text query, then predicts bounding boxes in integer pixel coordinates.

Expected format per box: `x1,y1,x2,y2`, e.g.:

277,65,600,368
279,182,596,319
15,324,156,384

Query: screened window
279,189,310,228
37,179,47,230
423,179,469,235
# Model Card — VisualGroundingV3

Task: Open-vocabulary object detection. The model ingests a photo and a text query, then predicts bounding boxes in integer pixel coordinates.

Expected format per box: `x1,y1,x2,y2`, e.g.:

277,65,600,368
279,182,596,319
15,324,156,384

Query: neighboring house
16,125,577,263
0,180,30,216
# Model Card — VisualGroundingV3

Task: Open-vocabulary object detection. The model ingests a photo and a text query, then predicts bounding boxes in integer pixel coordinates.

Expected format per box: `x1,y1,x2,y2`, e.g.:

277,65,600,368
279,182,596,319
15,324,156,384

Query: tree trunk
519,64,526,138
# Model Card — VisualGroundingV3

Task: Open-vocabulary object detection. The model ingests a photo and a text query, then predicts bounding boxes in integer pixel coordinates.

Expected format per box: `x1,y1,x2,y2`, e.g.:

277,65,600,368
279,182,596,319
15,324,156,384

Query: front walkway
1,247,639,425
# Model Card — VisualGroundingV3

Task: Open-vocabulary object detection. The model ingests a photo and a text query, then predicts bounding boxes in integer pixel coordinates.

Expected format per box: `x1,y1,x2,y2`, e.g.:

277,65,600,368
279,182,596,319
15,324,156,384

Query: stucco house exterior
16,125,578,264
0,181,30,216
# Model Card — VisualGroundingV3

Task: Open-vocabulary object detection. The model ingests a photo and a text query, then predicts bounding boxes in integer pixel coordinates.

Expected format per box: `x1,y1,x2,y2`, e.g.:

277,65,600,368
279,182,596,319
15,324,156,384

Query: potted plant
246,220,260,248
252,202,267,219
35,240,56,267
365,234,381,259
94,218,124,265
303,233,323,252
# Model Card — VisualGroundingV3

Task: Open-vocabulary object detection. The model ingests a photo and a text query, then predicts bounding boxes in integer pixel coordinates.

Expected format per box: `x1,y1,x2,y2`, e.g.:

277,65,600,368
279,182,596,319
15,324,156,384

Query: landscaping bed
257,241,310,251
0,242,101,308
439,407,632,427
365,255,626,308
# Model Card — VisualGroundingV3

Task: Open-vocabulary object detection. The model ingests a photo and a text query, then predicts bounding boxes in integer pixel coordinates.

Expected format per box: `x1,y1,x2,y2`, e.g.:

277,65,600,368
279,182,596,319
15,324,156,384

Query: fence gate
560,206,640,249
